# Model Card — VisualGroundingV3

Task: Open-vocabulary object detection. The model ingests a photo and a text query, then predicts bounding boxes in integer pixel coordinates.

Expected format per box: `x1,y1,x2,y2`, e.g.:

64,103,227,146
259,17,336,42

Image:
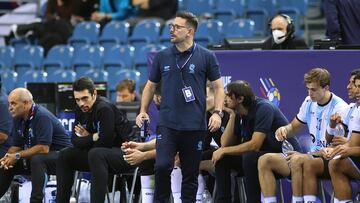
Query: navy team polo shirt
0,92,13,155
149,43,221,131
233,98,302,152
12,104,72,151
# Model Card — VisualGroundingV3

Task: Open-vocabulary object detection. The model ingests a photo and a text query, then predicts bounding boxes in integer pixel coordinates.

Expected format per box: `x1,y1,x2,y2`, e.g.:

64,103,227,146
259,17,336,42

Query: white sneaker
11,24,19,39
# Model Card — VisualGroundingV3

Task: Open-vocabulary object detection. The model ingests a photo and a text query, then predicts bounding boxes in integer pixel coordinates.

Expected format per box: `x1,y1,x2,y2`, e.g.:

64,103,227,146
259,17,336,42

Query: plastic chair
129,19,161,52
0,69,17,93
0,46,15,69
72,45,104,76
47,69,76,83
18,69,47,87
186,0,214,16
109,167,140,203
68,21,100,51
13,45,44,78
247,0,277,16
195,19,223,47
213,0,247,25
224,19,256,38
159,19,173,47
99,21,130,50
83,69,108,82
43,45,74,72
245,9,269,36
103,44,135,74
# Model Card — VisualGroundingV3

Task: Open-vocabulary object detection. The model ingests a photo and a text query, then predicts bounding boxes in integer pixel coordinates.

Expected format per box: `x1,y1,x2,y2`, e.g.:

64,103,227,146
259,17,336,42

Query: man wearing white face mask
264,14,308,49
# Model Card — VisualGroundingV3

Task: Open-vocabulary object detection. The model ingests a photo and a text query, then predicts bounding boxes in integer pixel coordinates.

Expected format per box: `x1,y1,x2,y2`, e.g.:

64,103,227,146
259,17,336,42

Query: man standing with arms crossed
136,11,225,203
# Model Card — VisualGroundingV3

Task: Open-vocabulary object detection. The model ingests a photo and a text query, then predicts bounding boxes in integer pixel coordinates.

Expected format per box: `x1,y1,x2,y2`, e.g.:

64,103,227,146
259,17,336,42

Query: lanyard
22,103,37,149
20,103,37,169
175,43,197,87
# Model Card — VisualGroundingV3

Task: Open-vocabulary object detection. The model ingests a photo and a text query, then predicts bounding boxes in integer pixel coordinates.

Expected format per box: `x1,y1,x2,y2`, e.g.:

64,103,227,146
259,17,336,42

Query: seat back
43,45,74,71
225,19,256,38
0,46,15,69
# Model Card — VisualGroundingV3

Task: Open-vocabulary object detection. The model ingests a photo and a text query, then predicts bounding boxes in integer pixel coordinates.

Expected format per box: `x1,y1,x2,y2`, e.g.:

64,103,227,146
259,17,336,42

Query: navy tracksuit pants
154,126,205,203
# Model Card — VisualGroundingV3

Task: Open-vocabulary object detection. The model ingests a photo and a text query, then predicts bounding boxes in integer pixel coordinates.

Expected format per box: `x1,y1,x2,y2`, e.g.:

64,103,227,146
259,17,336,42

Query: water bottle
355,192,360,203
202,190,212,203
282,139,294,156
140,120,149,141
334,123,345,137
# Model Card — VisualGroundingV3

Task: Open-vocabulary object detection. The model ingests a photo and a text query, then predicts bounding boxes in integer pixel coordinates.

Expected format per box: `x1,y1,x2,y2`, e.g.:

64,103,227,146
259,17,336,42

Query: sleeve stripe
296,116,306,124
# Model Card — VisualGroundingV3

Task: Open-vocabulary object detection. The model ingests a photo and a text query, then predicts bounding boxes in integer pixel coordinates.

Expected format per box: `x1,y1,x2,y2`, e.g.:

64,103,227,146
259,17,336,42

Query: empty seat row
0,43,165,74
0,68,143,101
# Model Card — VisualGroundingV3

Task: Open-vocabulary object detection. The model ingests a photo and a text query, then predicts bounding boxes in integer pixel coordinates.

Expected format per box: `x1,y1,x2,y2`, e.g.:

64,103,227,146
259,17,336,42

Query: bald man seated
0,88,71,203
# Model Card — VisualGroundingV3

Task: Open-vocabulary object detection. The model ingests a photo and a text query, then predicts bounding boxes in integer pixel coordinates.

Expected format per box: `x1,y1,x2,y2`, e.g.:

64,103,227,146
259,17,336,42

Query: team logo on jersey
189,64,195,74
197,140,203,151
259,77,281,107
163,66,170,72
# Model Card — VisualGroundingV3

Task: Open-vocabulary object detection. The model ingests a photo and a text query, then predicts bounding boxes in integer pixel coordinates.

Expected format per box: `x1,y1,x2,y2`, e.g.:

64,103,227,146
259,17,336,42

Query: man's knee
88,148,106,162
30,154,45,167
303,158,323,175
243,151,261,170
329,159,345,174
258,153,276,171
57,147,73,161
289,153,308,171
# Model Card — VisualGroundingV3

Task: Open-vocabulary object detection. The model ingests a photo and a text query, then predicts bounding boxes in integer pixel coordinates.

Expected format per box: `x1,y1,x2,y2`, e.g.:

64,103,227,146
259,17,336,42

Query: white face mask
272,30,286,44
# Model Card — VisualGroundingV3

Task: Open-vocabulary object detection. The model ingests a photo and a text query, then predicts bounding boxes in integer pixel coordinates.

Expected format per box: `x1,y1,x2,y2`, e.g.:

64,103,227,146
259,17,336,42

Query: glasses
169,23,189,30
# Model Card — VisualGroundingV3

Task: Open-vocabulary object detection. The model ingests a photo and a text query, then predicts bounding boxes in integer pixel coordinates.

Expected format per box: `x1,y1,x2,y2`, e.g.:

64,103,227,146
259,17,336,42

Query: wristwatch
213,110,224,118
15,152,21,160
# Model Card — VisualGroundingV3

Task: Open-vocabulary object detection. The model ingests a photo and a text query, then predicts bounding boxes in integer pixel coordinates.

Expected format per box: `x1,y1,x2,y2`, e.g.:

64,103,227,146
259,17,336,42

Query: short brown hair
73,76,96,94
176,11,198,31
304,68,330,88
116,79,136,93
226,80,255,109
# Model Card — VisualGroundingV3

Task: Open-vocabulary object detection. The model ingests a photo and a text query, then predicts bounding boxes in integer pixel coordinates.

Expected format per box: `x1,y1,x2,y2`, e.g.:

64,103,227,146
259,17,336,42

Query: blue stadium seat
159,19,173,47
103,45,135,74
72,45,104,76
68,21,100,51
186,0,214,16
277,0,308,15
108,69,141,93
245,9,269,36
0,46,15,69
178,0,188,10
47,69,76,82
0,69,17,93
99,21,130,50
247,0,277,16
134,44,166,68
213,0,246,25
224,19,256,38
13,45,44,79
134,44,165,88
9,38,31,54
195,19,223,47
129,19,161,51
18,69,47,87
83,69,108,82
110,91,117,102
43,45,74,72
